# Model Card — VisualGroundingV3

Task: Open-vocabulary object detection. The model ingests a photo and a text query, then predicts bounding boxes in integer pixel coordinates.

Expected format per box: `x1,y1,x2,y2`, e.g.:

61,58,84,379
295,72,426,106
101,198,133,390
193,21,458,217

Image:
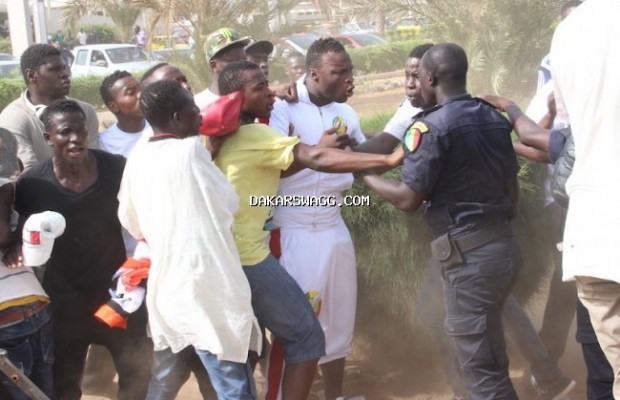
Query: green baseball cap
205,28,250,61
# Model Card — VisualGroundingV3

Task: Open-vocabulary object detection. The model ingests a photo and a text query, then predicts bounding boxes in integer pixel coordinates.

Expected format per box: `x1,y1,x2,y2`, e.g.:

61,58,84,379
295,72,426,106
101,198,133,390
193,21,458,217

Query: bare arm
361,173,426,212
0,183,15,249
353,132,401,155
288,143,403,174
513,141,550,163
482,95,551,153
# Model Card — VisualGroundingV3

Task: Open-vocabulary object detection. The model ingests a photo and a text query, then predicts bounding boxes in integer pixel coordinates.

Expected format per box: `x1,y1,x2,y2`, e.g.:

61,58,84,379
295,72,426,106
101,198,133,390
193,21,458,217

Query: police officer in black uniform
362,43,521,400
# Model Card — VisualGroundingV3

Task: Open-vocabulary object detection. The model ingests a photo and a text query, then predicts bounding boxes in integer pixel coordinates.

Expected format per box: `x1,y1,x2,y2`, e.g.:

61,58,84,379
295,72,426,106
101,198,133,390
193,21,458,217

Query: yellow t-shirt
215,123,299,265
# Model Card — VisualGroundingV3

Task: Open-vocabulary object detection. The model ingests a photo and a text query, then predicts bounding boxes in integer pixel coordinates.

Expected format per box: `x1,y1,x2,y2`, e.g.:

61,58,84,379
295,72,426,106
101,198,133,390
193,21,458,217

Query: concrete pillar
32,0,48,44
7,0,33,57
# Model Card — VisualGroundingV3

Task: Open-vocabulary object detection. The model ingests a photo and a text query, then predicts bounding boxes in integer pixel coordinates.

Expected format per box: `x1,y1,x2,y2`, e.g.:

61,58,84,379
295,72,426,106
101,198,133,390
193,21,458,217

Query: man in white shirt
99,71,147,159
0,44,98,169
268,38,364,400
551,0,620,397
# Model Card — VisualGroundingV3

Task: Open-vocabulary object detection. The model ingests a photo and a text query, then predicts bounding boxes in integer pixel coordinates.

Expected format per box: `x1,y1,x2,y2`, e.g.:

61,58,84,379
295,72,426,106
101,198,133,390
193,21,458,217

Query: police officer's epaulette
412,103,442,120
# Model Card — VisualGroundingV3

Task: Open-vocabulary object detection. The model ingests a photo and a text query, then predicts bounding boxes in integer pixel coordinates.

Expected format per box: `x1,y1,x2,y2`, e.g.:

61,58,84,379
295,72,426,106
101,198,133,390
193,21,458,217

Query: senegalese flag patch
332,116,348,135
404,121,429,152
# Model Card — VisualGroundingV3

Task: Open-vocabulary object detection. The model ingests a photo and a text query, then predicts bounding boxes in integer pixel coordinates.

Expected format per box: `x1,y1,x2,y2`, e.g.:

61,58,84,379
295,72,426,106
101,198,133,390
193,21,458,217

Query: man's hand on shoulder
272,81,299,103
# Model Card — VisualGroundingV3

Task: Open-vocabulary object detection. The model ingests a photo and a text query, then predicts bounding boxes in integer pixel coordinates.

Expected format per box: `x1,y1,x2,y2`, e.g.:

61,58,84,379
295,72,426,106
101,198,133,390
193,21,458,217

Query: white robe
118,136,261,362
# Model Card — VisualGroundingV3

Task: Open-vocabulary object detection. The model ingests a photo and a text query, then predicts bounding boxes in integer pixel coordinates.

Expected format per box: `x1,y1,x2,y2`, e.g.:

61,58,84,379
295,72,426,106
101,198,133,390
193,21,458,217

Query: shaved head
421,43,468,89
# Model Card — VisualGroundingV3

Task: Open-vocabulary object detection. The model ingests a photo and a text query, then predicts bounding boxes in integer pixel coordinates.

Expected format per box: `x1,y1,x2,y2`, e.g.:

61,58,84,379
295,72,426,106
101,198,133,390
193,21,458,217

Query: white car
71,44,158,77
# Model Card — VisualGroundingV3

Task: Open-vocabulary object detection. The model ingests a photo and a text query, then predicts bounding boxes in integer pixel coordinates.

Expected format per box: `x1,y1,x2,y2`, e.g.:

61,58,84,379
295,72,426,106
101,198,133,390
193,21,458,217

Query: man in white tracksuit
269,37,364,400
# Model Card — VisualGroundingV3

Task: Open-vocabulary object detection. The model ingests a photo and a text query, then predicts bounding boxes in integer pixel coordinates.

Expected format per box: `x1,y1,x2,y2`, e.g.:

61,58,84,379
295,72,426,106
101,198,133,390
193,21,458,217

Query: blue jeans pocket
0,336,34,376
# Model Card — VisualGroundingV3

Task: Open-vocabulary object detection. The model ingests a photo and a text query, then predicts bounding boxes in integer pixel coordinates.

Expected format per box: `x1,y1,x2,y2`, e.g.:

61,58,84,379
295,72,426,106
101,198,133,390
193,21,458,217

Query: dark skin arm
287,144,403,175
0,183,15,249
281,124,360,177
353,132,401,155
361,172,426,212
1,211,25,269
482,95,553,162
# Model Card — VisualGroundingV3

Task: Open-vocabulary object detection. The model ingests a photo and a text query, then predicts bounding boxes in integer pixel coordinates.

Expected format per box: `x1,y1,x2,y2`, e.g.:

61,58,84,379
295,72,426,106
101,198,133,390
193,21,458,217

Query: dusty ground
84,72,589,400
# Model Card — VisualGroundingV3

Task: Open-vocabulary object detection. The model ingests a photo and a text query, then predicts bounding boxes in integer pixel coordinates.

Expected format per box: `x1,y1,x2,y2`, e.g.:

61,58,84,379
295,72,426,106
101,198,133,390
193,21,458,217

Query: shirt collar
22,90,67,118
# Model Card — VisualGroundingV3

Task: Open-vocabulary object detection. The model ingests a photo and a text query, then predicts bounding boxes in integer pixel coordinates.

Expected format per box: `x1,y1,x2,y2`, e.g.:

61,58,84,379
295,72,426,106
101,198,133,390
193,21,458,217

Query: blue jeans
441,236,521,400
147,346,255,400
243,254,325,364
0,305,54,400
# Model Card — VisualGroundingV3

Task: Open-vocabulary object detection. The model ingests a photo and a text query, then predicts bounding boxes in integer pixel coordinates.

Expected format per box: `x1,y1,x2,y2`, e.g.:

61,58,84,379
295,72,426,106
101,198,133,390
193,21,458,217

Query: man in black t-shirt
5,99,152,400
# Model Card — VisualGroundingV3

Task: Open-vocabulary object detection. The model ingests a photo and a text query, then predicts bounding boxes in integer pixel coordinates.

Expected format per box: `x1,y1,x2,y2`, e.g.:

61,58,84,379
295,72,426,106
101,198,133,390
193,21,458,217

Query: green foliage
348,40,425,75
0,79,26,113
80,24,116,44
414,0,565,98
68,75,107,108
0,37,11,54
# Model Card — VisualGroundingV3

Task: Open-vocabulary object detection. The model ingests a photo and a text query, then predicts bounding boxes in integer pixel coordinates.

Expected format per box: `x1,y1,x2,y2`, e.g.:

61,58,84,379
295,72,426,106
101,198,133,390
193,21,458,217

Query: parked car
71,44,158,77
333,33,387,49
0,60,20,78
274,33,321,58
0,53,18,61
150,47,193,61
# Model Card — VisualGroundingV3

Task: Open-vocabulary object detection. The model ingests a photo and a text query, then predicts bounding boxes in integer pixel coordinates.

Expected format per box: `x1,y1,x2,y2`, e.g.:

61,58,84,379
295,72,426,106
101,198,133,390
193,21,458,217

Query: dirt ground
84,73,589,400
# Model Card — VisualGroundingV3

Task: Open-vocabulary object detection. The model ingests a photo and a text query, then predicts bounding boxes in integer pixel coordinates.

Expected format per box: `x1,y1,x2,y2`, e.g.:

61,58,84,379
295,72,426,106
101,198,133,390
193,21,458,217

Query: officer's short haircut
40,99,86,132
20,44,62,84
218,60,260,96
139,62,169,88
100,70,133,104
306,37,346,69
408,43,434,60
0,128,19,179
422,43,468,86
140,80,189,130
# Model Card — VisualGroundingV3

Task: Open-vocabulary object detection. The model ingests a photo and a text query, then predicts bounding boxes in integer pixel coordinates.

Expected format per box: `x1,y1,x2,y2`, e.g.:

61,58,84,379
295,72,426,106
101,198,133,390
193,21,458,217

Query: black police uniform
402,94,521,400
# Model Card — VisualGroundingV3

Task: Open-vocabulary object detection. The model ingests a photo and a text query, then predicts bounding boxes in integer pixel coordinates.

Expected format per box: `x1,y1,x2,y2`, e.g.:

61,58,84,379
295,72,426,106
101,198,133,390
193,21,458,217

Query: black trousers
52,311,152,400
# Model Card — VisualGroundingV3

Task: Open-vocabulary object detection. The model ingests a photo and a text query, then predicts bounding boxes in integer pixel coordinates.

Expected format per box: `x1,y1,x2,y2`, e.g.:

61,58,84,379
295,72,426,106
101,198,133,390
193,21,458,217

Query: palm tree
62,0,141,43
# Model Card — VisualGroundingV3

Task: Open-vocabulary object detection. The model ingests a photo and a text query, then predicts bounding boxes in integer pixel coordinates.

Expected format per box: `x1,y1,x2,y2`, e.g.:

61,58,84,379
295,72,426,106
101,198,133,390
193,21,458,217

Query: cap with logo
205,28,251,61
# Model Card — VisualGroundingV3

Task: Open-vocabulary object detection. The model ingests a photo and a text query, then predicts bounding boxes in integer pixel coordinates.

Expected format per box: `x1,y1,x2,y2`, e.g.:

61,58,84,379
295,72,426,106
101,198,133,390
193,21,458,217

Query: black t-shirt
15,150,126,318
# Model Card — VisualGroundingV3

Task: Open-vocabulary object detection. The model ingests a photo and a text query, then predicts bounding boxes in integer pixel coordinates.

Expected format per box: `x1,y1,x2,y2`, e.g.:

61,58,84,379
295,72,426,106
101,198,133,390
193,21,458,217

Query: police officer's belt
431,223,512,269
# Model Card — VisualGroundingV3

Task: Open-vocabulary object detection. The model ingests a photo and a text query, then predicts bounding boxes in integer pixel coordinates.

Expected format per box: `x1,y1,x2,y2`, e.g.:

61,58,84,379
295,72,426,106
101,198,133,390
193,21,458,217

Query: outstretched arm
288,143,403,174
482,95,552,156
361,173,426,212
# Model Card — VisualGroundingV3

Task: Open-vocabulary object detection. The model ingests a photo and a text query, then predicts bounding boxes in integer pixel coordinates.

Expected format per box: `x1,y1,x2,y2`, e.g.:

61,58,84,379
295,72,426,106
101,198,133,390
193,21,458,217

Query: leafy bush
348,40,426,75
0,79,25,112
80,24,116,44
0,37,11,54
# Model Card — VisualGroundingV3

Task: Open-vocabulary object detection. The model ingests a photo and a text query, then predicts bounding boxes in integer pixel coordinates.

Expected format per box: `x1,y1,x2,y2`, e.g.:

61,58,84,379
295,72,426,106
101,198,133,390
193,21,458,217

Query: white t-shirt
194,88,219,111
98,123,148,158
99,122,149,256
383,97,422,140
77,31,87,45
551,0,620,282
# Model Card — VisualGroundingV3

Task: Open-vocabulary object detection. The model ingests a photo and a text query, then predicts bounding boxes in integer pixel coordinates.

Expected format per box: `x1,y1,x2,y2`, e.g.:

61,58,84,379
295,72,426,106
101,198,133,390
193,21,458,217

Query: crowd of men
1,0,619,399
